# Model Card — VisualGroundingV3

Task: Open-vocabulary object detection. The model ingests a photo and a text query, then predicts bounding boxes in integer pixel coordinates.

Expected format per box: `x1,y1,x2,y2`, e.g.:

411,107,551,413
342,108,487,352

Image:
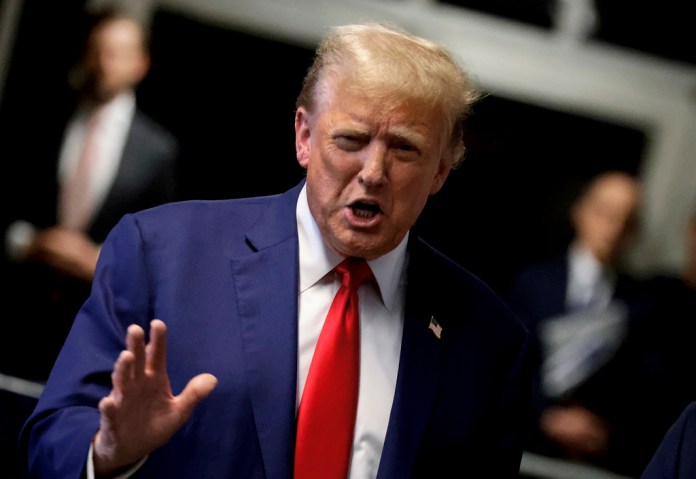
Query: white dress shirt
58,91,135,227
565,242,615,311
296,185,406,478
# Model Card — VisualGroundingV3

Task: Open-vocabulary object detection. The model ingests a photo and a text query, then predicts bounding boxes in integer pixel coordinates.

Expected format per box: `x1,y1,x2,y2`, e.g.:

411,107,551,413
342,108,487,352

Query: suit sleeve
641,401,696,479
19,214,154,479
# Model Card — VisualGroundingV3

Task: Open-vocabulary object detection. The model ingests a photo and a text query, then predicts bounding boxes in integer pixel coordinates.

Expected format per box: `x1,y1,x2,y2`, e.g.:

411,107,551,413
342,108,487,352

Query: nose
358,144,388,188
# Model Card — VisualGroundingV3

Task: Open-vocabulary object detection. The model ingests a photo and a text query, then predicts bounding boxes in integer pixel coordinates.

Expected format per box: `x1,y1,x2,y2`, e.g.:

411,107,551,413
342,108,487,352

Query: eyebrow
386,126,427,146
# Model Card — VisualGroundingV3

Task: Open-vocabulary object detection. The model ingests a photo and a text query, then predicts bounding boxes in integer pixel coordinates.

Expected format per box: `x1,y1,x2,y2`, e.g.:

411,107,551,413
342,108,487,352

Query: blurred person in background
506,170,657,476
1,6,179,382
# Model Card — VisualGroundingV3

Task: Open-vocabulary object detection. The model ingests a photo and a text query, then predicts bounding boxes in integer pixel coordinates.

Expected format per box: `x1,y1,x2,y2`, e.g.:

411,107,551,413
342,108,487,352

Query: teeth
355,208,375,218
351,201,379,219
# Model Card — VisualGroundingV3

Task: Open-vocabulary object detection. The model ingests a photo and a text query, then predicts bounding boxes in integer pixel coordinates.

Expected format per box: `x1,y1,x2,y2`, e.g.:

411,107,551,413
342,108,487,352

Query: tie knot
336,257,373,290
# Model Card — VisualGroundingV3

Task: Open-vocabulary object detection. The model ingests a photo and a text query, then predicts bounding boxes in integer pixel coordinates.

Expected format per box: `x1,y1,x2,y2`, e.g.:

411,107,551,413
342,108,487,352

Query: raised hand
92,319,218,476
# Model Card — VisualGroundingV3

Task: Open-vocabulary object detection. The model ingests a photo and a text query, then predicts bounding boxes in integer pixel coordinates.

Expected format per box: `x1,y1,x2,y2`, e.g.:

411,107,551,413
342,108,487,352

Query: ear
428,158,452,195
133,52,151,84
295,107,311,169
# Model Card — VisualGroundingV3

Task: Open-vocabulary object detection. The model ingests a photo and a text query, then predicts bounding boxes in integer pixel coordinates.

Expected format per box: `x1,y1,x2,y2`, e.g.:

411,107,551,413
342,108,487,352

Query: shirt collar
296,184,407,311
100,91,136,130
76,90,136,128
569,241,607,286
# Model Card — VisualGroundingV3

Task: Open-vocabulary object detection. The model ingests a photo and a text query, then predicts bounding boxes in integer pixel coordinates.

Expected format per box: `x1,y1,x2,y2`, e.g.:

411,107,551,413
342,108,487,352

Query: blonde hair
296,22,482,168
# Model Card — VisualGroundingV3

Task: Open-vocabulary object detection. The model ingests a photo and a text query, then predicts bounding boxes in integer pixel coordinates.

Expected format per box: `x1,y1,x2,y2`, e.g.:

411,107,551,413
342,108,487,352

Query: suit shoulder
131,109,179,150
410,238,530,372
128,195,278,230
413,237,522,326
413,237,499,295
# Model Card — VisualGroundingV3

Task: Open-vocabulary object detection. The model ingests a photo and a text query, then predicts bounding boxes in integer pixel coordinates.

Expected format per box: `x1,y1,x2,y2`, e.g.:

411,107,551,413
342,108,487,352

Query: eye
334,135,365,152
392,140,421,157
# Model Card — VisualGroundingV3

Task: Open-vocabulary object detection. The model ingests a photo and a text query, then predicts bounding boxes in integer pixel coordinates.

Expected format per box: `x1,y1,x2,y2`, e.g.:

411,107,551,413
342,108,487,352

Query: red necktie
294,257,373,479
59,108,102,231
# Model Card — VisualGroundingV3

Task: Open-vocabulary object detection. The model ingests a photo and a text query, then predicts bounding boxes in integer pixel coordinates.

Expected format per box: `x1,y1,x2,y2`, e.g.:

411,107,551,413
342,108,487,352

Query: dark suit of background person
641,401,696,479
505,170,657,476
19,23,533,479
0,7,179,382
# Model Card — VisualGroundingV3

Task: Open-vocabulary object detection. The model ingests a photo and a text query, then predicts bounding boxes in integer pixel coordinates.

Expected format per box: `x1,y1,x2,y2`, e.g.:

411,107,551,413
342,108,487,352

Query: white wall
0,0,24,101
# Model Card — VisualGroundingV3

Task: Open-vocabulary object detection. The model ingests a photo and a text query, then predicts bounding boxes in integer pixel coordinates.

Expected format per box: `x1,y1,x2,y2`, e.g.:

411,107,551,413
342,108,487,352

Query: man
20,23,532,478
2,7,179,381
505,170,655,475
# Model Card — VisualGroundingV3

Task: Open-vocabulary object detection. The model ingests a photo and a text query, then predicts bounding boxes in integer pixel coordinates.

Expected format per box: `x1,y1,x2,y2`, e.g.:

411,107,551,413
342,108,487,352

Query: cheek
305,162,342,209
395,162,439,197
392,172,434,218
312,146,361,183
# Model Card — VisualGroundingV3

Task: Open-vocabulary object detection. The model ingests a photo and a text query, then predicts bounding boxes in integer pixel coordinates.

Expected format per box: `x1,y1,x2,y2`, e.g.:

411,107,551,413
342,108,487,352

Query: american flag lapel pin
428,316,442,339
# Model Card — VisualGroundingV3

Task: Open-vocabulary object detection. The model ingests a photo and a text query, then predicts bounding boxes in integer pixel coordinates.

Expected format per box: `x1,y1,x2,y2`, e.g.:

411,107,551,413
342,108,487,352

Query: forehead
90,18,143,47
587,177,638,205
316,78,445,136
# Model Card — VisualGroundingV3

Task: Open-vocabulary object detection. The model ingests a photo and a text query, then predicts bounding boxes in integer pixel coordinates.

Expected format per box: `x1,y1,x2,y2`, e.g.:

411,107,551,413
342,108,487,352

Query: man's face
295,81,452,260
573,174,639,265
80,18,149,102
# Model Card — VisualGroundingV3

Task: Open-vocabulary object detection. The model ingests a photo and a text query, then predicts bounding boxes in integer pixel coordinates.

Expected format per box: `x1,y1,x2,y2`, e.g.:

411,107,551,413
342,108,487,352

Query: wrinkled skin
296,80,453,260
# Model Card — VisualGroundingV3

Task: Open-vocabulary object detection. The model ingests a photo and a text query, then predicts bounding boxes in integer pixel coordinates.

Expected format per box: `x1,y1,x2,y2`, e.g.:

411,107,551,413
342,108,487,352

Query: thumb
176,373,218,415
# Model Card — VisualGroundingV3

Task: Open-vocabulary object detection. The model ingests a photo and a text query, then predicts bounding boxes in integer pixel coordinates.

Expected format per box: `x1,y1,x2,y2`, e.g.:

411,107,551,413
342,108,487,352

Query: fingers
112,323,149,395
124,320,166,377
98,395,116,418
147,319,168,375
115,319,216,411
110,350,135,401
126,324,146,379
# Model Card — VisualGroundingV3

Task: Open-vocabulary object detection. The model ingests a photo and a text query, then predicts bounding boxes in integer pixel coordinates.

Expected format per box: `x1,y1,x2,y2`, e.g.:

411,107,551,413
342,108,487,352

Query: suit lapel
97,111,150,210
232,183,303,479
378,238,448,478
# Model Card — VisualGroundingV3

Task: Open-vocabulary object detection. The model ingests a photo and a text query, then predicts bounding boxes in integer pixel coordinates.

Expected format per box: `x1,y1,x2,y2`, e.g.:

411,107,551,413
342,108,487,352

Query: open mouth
351,201,381,219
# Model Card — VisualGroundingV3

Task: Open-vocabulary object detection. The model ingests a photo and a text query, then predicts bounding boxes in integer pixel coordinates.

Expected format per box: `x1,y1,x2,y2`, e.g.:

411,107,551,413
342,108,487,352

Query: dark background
442,0,696,66
0,2,652,294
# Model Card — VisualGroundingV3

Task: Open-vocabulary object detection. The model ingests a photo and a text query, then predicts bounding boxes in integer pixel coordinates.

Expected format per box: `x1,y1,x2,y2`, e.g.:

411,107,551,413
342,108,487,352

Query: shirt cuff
5,220,36,261
87,441,148,479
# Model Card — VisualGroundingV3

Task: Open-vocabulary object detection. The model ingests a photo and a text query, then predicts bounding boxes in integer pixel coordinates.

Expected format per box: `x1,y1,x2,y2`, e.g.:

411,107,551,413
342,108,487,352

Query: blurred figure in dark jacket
506,170,657,475
1,6,179,381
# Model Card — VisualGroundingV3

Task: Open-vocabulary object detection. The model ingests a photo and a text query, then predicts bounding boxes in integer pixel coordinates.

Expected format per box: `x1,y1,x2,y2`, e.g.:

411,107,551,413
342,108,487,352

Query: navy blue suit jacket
642,401,696,479
20,180,532,478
